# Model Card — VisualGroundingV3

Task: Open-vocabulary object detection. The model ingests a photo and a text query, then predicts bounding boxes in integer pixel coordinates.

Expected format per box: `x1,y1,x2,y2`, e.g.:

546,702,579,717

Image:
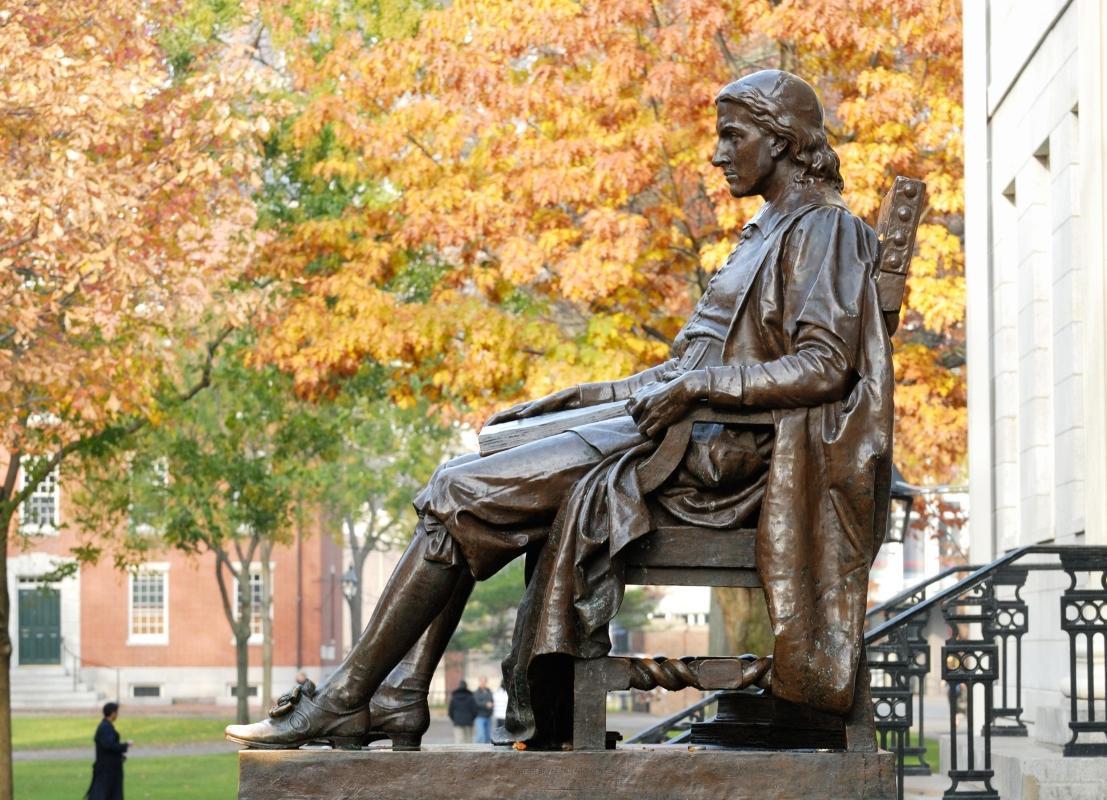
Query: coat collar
743,182,847,238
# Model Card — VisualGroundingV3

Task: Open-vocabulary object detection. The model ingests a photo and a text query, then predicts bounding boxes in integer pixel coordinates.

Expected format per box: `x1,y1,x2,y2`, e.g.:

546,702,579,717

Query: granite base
238,744,897,800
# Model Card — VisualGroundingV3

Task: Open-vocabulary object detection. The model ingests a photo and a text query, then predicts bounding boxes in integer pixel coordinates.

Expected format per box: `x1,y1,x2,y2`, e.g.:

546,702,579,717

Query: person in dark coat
447,681,480,744
86,702,131,800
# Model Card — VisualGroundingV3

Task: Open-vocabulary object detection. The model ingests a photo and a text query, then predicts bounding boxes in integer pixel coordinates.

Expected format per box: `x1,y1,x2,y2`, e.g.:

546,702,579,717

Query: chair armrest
635,407,774,494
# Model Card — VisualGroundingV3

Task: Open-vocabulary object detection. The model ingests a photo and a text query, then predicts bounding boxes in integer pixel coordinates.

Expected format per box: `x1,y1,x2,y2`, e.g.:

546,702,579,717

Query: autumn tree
73,339,338,723
252,0,965,486
306,383,457,645
0,2,272,788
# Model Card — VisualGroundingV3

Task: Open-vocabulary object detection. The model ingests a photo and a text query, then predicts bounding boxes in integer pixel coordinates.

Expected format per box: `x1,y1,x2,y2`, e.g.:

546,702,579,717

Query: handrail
625,691,721,744
866,543,1057,645
865,564,978,621
60,637,119,700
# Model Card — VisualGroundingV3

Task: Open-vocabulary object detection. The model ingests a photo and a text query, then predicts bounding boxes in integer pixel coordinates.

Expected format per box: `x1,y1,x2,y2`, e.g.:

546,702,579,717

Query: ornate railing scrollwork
984,567,1029,736
1059,550,1107,757
868,625,914,799
940,579,999,799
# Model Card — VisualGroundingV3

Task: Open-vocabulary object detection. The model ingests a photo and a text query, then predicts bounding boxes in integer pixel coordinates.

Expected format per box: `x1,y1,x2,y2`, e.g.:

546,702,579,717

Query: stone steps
11,667,102,710
940,726,1107,800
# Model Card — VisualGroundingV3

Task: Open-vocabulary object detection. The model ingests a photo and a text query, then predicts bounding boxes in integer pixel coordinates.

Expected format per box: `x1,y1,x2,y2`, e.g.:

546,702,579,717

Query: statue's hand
627,372,707,438
485,386,580,426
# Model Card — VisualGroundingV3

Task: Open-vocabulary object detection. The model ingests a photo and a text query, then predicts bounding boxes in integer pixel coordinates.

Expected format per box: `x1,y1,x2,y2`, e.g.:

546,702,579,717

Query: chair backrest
873,176,927,335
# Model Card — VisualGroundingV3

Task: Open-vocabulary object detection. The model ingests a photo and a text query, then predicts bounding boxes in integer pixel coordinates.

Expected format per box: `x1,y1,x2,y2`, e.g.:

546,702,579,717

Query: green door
18,586,61,665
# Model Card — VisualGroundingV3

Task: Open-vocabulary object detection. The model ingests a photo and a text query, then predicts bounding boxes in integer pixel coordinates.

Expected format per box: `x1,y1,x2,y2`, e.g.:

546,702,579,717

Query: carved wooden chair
571,177,927,752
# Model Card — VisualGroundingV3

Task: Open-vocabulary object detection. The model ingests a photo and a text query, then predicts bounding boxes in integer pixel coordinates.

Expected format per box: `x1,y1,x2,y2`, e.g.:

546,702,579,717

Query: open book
477,400,629,456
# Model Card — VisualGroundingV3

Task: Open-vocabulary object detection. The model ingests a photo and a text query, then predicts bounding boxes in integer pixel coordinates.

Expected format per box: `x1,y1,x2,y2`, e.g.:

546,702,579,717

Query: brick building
7,460,344,709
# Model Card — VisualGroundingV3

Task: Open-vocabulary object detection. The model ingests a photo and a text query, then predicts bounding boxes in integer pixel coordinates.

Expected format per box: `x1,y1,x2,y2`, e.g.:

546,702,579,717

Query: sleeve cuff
705,366,743,407
578,382,616,406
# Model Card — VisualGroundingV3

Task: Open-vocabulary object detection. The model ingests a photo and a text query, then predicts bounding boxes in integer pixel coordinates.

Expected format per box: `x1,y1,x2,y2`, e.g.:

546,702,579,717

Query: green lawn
13,715,231,751
15,754,238,800
923,736,941,770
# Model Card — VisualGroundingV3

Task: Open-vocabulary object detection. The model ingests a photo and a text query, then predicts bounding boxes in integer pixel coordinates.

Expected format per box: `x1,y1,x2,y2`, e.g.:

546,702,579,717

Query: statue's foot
365,684,429,751
225,684,369,750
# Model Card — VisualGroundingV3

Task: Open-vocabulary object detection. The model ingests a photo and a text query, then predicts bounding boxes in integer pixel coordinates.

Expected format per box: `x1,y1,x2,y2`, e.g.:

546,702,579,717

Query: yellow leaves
699,240,734,274
248,0,966,479
498,236,547,284
893,343,967,482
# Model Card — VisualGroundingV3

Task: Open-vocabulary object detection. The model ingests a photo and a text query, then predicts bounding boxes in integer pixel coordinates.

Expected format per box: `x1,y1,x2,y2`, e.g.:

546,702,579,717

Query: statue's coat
496,194,894,743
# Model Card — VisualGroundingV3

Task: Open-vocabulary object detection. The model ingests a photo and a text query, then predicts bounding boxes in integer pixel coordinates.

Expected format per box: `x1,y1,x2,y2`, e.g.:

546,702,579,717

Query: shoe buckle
269,679,317,718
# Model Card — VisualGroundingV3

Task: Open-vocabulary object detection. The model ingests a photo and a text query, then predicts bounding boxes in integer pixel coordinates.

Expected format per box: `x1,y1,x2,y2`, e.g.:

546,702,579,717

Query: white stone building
963,0,1107,772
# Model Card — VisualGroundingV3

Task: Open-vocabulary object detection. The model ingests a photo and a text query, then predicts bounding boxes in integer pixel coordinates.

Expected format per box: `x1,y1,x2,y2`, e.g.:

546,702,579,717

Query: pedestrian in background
85,702,131,800
447,680,479,744
472,676,494,744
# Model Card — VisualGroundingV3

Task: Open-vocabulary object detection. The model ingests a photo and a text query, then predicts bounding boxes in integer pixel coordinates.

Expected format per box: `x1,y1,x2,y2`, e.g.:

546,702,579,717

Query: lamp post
887,465,918,545
887,492,914,546
341,566,361,650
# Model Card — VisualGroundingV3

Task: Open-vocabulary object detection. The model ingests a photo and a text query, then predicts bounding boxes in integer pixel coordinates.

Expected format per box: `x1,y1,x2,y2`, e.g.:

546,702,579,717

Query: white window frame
231,563,275,646
127,563,170,645
17,459,60,536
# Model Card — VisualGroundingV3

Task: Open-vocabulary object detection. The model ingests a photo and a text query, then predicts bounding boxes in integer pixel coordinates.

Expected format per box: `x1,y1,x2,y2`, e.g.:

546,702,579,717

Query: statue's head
713,69,843,196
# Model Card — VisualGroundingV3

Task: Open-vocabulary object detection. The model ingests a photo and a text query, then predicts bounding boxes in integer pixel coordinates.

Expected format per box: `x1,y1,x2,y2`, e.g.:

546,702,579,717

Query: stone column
1078,0,1107,547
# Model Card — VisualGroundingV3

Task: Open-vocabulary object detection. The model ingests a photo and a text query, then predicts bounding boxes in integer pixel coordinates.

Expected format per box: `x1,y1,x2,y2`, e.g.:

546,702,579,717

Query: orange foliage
255,0,965,483
0,1,271,455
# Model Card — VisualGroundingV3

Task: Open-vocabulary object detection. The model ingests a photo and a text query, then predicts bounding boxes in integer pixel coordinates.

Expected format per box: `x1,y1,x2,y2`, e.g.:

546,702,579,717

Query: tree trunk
709,586,774,657
216,551,255,726
260,542,274,712
347,546,369,650
347,589,362,652
343,516,369,652
0,506,14,800
235,628,251,724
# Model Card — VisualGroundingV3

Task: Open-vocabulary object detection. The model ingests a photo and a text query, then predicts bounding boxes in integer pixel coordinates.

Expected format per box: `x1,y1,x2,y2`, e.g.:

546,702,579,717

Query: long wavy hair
716,86,845,192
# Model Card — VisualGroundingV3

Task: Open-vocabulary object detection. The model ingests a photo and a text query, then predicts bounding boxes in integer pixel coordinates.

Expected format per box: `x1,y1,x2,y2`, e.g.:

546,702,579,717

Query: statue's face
712,101,780,199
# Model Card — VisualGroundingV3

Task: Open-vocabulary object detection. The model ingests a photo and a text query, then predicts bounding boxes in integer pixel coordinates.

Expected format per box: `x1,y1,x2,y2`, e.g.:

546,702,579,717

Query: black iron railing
866,565,978,623
624,692,719,744
629,542,1107,800
866,565,977,778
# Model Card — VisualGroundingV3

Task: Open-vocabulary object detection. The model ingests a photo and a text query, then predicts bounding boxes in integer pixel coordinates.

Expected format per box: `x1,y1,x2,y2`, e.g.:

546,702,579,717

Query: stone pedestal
238,744,897,800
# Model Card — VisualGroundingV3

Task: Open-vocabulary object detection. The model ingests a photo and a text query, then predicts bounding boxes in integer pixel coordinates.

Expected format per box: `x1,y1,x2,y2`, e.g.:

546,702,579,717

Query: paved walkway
15,710,660,762
14,741,240,762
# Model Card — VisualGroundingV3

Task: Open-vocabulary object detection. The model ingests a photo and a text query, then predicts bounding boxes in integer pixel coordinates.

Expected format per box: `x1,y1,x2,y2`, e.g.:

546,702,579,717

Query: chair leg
573,658,609,751
845,659,878,752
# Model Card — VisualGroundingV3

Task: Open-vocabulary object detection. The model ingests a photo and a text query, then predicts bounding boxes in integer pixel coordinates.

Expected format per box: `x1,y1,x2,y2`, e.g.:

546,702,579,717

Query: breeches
413,432,606,579
412,422,773,581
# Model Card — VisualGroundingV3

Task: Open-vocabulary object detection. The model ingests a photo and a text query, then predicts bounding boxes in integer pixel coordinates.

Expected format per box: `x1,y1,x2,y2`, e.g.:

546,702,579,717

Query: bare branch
176,325,234,405
0,216,40,257
213,548,238,627
715,32,742,79
343,514,361,556
640,324,670,344
404,133,443,170
8,323,234,512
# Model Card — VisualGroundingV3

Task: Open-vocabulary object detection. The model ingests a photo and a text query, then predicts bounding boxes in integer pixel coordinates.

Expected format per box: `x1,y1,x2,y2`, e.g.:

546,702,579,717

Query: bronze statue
225,68,894,751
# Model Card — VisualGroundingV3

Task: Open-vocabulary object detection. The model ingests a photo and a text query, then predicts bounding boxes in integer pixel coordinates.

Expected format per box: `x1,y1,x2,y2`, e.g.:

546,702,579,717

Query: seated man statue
226,68,893,750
